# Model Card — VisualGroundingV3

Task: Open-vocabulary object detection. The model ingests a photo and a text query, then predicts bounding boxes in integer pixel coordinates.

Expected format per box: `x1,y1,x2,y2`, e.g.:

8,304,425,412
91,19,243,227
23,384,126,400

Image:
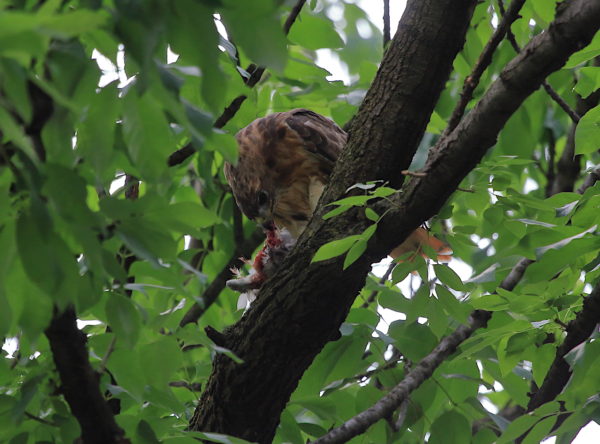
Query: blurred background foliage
0,0,599,443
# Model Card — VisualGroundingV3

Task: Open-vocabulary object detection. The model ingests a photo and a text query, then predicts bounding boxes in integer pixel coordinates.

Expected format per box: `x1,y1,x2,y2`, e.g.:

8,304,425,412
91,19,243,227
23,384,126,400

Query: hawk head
224,157,276,227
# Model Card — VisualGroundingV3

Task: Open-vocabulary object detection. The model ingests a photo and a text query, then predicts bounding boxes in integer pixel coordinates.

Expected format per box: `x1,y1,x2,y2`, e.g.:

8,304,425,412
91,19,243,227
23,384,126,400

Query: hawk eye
257,190,269,207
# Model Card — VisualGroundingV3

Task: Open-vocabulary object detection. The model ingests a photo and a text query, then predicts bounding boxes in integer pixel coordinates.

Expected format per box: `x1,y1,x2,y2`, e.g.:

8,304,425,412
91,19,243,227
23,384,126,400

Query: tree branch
45,308,129,444
497,0,581,124
383,0,391,47
577,165,600,194
283,0,307,34
167,0,307,167
499,258,534,292
374,0,600,259
549,87,600,196
320,164,600,443
310,310,493,444
443,0,526,136
527,282,600,412
179,227,263,327
308,1,600,440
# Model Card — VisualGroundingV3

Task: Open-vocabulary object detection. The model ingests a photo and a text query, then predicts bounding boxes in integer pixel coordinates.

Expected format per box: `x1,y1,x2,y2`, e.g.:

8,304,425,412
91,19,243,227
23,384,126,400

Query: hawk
224,109,449,290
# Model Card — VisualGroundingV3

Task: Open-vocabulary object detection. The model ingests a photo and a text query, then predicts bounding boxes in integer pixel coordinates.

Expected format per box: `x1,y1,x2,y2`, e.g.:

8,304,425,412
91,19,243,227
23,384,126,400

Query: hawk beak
254,216,274,231
261,220,275,231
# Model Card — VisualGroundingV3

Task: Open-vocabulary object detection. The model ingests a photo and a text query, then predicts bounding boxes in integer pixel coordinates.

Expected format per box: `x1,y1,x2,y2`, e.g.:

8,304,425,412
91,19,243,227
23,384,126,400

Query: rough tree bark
189,0,477,441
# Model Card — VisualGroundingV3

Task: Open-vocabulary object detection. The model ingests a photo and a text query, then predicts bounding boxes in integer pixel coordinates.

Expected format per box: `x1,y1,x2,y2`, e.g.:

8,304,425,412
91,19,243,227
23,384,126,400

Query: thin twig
169,381,203,392
352,348,403,381
168,0,308,167
497,0,580,123
542,82,580,122
283,0,307,34
394,399,409,431
577,165,600,194
442,0,526,137
361,262,395,308
544,129,556,197
401,169,427,178
98,336,117,374
25,412,58,427
383,0,391,47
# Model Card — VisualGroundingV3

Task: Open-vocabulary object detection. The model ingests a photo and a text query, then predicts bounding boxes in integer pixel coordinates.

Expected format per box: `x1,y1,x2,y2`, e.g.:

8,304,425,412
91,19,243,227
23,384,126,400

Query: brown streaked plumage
224,108,451,261
224,109,346,238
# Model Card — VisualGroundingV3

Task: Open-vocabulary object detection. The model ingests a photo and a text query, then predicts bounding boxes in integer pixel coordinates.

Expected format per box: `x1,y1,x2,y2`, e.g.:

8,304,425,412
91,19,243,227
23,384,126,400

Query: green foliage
0,0,599,443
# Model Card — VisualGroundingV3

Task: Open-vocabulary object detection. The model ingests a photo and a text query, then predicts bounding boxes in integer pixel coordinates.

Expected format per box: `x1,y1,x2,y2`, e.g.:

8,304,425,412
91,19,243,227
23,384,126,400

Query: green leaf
0,106,37,161
221,0,287,72
574,66,600,98
168,1,224,111
288,13,343,50
0,58,32,122
371,186,396,197
555,200,579,217
43,10,108,37
497,414,539,444
378,289,410,312
15,206,78,305
575,105,600,155
207,131,238,164
391,261,416,284
141,337,182,387
136,420,160,444
522,416,555,444
361,223,377,240
12,374,44,422
564,32,600,68
312,235,361,262
426,110,447,134
105,294,142,349
388,321,437,361
117,220,177,267
122,90,177,181
428,410,470,444
77,82,121,181
435,285,470,323
330,195,373,206
343,239,366,269
323,205,351,220
529,0,555,25
535,225,597,258
145,201,221,236
364,207,379,222
469,294,509,311
433,264,466,291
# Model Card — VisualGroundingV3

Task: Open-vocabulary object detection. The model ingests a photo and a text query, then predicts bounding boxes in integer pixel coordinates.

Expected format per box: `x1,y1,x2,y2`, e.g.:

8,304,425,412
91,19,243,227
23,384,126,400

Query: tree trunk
189,0,477,441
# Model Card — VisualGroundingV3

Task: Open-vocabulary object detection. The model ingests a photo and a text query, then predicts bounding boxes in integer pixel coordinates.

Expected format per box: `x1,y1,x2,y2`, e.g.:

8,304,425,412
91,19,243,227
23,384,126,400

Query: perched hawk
224,109,449,282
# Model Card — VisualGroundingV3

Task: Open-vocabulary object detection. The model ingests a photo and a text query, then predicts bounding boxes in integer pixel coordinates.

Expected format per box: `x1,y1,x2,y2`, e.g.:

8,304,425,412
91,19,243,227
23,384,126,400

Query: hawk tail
390,227,452,262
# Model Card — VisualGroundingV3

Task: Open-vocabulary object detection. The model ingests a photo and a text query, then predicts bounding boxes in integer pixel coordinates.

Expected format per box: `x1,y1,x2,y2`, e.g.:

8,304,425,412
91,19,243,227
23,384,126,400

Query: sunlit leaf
575,105,600,155
312,235,361,262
